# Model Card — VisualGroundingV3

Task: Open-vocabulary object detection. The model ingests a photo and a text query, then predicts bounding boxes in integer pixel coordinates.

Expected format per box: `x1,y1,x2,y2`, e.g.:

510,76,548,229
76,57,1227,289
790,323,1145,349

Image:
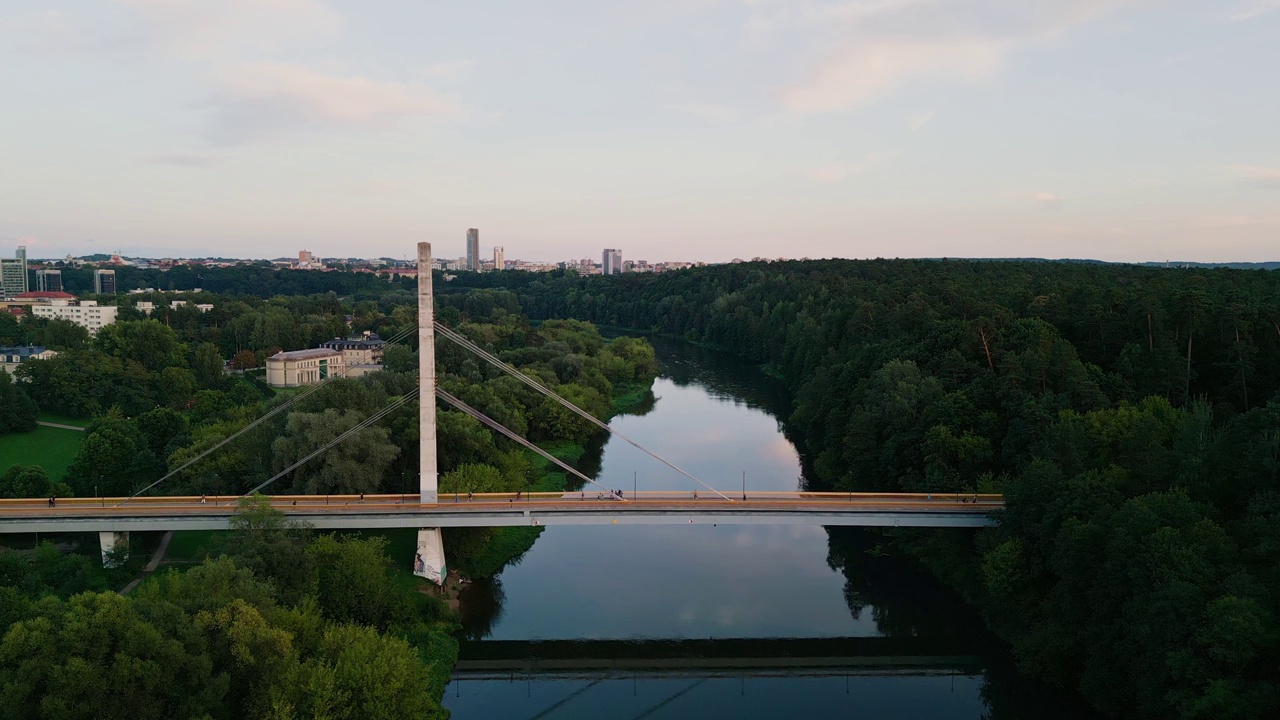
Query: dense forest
452,260,1280,720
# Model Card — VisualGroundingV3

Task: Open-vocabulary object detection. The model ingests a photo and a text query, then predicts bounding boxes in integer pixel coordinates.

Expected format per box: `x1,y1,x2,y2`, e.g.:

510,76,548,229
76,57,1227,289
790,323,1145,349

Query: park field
0,424,84,480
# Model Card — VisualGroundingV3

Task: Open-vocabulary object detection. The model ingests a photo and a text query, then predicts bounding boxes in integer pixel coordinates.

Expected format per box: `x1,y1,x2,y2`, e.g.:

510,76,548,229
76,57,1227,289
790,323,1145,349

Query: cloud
784,36,1004,112
1034,191,1063,207
1229,0,1280,21
907,109,935,130
665,103,741,123
1230,164,1280,187
776,1,1141,114
206,63,460,143
119,0,342,60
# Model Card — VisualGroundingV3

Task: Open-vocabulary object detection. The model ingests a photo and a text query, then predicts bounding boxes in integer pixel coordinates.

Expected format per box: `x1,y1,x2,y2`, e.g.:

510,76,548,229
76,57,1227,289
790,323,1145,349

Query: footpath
118,531,173,595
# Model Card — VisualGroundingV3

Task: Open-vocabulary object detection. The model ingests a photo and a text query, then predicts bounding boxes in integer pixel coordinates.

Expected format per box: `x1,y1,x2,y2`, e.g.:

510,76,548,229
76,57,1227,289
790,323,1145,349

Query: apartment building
29,300,119,335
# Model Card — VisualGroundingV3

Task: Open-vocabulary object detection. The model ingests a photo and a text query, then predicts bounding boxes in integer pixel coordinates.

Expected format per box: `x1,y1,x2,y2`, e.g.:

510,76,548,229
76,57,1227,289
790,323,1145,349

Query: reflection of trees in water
825,527,989,643
616,388,657,418
654,339,793,420
826,527,1103,720
458,576,506,641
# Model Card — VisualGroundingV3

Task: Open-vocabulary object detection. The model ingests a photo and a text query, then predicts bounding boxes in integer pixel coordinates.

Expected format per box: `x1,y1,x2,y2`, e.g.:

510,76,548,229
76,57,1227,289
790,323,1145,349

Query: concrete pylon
418,242,438,504
417,242,446,585
99,531,128,568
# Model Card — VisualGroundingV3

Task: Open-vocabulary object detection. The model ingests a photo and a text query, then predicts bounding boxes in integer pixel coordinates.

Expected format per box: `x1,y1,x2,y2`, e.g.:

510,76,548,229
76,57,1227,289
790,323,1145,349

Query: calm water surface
444,340,1097,719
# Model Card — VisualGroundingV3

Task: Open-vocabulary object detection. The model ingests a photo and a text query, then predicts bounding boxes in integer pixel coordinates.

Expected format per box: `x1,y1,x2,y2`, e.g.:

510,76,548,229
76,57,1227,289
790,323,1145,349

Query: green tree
0,592,227,720
270,409,399,495
212,496,317,603
307,535,404,629
0,465,70,499
0,370,38,434
97,319,185,372
40,318,90,351
191,342,226,388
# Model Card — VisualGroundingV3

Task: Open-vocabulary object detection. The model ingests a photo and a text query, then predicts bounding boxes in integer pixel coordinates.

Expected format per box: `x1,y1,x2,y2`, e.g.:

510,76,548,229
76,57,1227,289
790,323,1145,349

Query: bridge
0,492,1001,534
5,243,1002,576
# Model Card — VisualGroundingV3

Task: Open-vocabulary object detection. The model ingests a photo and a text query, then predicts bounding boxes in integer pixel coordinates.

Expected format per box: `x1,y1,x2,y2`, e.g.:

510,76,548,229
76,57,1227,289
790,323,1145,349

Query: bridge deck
0,492,1002,533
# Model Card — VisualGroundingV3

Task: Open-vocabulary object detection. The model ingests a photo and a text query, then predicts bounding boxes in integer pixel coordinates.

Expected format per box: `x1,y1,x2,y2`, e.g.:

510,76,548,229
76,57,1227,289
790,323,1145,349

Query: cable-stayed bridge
2,243,1002,573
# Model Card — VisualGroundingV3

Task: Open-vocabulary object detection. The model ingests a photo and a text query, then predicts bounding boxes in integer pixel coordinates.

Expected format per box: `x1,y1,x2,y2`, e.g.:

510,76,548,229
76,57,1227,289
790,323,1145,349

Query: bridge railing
0,491,1004,513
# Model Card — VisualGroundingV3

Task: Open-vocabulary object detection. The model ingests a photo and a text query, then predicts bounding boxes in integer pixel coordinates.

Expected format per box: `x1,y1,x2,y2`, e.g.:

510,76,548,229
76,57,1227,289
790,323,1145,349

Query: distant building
13,291,75,302
94,269,117,294
299,249,313,264
0,345,57,376
136,301,155,315
35,268,62,293
319,333,386,365
466,228,480,271
493,246,505,271
602,248,623,275
0,247,27,299
265,348,345,387
30,300,119,335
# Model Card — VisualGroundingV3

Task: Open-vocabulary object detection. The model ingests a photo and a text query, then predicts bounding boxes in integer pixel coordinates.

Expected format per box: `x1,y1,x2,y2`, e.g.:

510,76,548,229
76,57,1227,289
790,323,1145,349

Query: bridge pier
413,527,447,584
98,531,128,567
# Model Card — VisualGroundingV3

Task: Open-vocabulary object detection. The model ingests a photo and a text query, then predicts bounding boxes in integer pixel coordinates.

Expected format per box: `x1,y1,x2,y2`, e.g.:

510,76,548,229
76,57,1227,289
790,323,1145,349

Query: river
443,339,1099,719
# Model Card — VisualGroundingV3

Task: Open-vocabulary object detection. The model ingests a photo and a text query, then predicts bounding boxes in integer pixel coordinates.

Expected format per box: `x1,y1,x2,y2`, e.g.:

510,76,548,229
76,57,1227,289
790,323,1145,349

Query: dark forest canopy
449,258,1280,720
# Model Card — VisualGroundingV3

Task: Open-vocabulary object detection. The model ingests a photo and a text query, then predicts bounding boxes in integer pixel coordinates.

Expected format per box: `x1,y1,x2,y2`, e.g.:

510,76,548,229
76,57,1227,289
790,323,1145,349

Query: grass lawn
37,412,91,428
0,424,84,480
166,530,221,561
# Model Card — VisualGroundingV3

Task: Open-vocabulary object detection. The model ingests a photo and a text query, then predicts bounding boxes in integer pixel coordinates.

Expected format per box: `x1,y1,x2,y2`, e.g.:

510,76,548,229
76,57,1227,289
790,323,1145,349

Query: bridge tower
418,241,438,504
415,242,447,584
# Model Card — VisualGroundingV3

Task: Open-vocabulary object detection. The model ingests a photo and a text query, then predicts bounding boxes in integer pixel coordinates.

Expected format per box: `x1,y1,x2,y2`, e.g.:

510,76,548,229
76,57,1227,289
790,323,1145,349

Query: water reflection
446,340,1101,719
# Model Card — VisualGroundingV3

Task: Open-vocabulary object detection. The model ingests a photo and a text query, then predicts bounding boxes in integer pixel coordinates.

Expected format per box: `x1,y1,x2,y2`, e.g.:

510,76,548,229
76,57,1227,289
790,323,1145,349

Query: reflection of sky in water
483,376,876,640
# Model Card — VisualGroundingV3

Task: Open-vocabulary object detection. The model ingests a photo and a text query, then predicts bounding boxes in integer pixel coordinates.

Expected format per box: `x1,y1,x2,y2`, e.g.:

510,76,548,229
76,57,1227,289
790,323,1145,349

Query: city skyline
1,2,1278,263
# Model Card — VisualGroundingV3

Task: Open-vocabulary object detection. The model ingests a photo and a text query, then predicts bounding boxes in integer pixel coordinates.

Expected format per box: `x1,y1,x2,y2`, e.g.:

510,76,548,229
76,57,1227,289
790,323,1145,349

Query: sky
1,0,1277,264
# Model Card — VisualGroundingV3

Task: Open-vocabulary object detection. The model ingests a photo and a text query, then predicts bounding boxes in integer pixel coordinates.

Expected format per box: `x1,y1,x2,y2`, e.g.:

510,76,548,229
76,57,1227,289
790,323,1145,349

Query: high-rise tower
94,269,117,294
36,268,63,292
493,246,505,271
0,247,28,299
466,228,479,271
602,248,623,275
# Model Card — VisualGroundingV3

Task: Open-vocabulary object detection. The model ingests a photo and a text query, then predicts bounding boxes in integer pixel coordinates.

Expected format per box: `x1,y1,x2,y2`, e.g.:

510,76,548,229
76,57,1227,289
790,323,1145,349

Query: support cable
435,322,733,501
436,387,624,501
243,387,420,497
119,325,416,505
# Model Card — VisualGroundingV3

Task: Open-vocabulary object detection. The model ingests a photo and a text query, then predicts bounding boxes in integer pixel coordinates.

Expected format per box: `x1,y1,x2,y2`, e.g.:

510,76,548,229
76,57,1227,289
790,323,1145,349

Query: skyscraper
493,246,505,271
602,248,622,275
36,268,62,292
94,269,117,294
0,247,27,299
466,228,479,271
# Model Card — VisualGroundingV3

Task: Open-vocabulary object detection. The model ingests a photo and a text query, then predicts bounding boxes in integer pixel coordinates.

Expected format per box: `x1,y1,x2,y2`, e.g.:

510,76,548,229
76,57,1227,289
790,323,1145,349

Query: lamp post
633,471,637,500
742,471,746,501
